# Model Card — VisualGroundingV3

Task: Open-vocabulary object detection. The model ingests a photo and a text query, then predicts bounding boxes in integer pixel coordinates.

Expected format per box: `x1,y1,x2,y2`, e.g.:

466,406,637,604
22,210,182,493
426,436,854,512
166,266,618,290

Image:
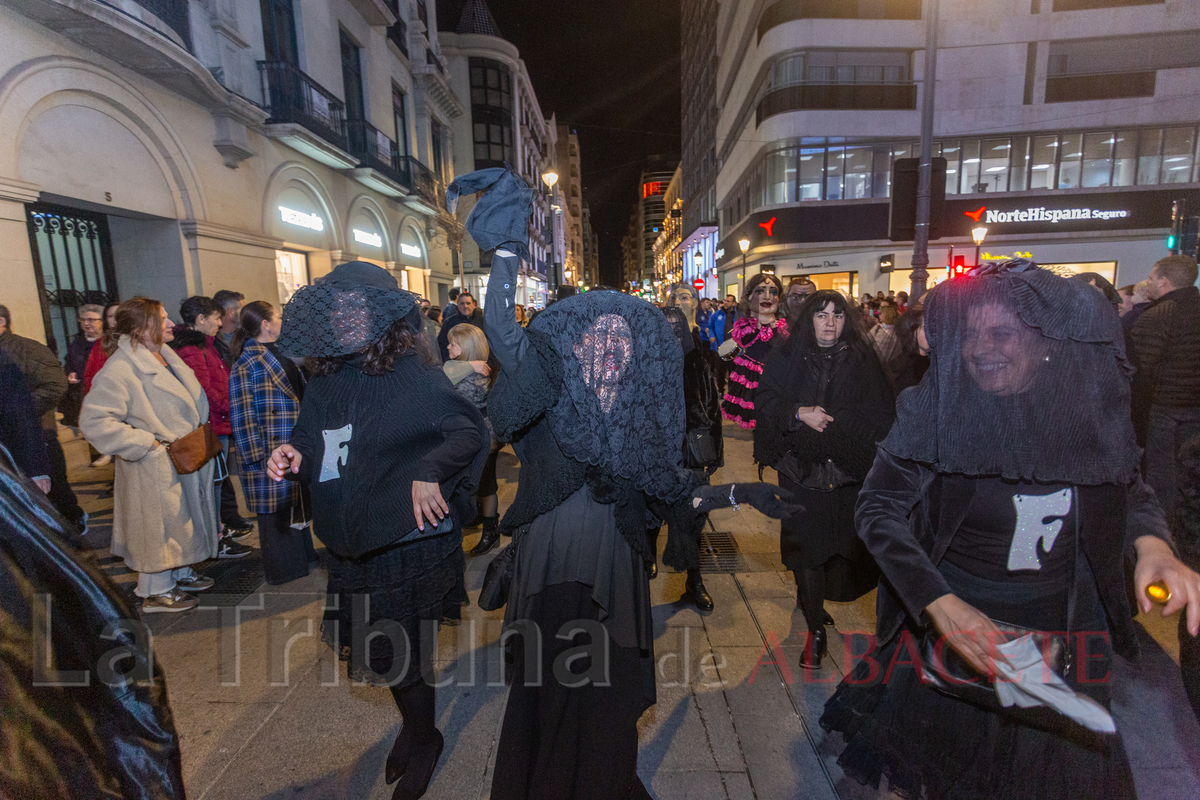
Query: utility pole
910,0,940,301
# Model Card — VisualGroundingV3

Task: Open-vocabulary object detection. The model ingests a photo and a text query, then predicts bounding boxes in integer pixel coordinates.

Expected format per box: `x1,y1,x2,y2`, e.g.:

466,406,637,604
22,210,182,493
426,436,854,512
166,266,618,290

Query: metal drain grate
698,530,753,573
195,554,267,605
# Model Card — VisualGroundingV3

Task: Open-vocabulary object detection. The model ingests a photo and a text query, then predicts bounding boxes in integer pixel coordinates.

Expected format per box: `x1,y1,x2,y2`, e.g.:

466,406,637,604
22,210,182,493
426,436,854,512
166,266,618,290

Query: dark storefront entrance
25,203,118,360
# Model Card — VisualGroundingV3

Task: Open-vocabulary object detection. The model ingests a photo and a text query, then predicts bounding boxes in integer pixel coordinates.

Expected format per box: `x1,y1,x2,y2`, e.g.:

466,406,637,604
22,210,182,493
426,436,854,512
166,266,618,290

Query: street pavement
62,422,1200,800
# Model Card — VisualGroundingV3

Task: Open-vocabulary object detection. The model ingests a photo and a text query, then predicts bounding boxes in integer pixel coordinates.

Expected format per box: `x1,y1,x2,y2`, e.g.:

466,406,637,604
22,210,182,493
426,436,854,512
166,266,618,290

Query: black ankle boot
469,517,500,555
685,569,714,612
385,726,414,784
392,729,444,800
800,627,827,670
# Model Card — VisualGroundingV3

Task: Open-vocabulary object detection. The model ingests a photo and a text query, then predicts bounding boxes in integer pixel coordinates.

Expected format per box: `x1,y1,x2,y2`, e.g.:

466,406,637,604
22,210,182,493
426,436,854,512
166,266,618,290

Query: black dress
821,472,1136,799
755,340,894,599
287,353,488,687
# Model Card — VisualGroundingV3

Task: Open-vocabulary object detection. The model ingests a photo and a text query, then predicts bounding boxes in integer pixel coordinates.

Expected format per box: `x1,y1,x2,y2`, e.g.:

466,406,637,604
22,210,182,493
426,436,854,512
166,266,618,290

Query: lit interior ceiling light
985,167,1006,172
1032,164,1051,170
991,145,1010,150
963,158,980,164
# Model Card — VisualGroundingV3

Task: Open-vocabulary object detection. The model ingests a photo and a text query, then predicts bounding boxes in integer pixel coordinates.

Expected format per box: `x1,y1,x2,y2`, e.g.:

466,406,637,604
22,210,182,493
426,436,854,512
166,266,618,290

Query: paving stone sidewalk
61,424,1200,799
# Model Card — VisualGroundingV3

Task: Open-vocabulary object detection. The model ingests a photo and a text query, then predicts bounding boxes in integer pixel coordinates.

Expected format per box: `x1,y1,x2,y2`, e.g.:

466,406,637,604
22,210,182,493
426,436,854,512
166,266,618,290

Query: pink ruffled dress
720,317,789,429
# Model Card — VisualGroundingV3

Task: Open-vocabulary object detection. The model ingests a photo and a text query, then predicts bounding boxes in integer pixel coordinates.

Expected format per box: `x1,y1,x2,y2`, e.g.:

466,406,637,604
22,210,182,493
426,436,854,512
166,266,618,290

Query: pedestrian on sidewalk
754,289,893,669
0,350,52,491
171,296,253,559
0,304,85,531
228,301,311,575
720,273,788,429
80,297,218,612
60,303,104,430
448,166,801,800
821,259,1200,799
443,323,501,555
266,262,488,800
211,289,255,534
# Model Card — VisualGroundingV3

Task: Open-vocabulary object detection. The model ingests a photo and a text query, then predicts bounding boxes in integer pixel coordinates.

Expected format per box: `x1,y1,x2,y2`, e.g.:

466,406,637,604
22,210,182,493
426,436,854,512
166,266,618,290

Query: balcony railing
426,48,445,76
757,82,916,124
134,0,192,49
347,119,411,186
387,14,409,58
403,156,443,209
258,61,348,151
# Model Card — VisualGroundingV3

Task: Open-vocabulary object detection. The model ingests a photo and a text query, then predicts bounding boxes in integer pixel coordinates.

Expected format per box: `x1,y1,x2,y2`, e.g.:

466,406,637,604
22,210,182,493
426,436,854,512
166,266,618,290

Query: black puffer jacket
1131,285,1200,410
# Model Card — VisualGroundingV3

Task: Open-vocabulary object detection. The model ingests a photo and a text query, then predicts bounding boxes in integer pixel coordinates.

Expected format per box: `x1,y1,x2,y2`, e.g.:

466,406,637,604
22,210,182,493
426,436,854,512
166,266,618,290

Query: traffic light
1169,200,1182,253
949,255,968,279
1183,216,1200,258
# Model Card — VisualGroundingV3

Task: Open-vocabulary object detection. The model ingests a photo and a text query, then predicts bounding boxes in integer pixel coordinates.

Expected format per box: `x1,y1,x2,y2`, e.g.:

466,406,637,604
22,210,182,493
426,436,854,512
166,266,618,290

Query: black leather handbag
686,429,719,468
478,537,518,612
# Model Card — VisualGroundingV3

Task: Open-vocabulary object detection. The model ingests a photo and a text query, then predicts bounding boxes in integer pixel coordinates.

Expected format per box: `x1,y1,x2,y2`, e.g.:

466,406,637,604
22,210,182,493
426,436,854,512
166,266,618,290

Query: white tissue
992,634,1116,733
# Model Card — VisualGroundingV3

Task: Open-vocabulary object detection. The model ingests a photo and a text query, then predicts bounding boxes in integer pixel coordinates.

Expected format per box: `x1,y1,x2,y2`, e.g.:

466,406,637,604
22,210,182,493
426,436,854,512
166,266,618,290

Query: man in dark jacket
211,289,244,367
706,294,739,393
0,305,84,529
438,291,484,361
0,350,52,491
1130,254,1200,521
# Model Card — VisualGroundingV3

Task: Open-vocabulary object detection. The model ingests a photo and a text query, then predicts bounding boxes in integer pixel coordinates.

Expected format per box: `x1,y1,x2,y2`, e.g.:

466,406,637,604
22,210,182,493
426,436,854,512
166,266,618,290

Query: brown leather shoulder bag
164,421,223,475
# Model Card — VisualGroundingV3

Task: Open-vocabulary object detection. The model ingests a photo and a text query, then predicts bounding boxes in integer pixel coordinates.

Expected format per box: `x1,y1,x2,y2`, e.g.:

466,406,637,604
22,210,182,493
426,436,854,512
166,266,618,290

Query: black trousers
257,508,317,585
43,429,83,525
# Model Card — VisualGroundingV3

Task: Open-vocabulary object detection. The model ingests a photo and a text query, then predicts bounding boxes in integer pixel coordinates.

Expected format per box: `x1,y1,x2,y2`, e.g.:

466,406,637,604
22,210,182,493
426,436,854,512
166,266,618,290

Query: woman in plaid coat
229,301,316,584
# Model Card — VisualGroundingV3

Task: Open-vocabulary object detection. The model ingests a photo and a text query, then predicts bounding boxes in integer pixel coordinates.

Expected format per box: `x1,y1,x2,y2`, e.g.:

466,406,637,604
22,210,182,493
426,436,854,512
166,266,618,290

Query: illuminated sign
353,228,382,248
981,250,1034,261
714,248,725,260
642,181,664,198
967,206,1130,225
759,216,777,237
400,243,422,259
279,206,323,231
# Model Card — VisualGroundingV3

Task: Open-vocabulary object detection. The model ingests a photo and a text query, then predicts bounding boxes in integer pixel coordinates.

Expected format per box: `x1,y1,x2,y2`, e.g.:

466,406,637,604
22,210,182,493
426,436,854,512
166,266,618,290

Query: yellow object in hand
1146,582,1172,604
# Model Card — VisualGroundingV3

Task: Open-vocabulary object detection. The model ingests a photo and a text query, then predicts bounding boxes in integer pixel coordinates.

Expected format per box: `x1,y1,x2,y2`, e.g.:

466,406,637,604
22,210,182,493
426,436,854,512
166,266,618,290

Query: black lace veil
277,261,421,358
662,306,695,356
528,290,688,499
879,260,1140,485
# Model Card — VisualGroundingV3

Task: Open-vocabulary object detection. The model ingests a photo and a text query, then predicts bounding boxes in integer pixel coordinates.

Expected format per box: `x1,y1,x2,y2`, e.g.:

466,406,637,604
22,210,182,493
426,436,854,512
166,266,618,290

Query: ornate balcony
346,119,412,196
387,15,409,58
258,61,356,167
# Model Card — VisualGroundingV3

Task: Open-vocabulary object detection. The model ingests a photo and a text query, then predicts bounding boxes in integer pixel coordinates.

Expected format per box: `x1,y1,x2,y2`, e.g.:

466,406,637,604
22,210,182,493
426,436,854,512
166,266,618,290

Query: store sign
400,243,422,259
970,206,1130,225
353,228,382,248
796,260,841,270
981,250,1034,261
714,248,725,260
279,206,323,231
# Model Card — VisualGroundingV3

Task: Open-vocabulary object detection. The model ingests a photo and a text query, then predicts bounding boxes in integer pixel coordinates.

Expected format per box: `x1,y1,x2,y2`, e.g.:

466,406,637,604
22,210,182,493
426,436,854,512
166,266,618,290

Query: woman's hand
470,360,491,377
413,481,449,531
795,405,834,432
267,445,302,482
1133,535,1200,636
925,593,1010,676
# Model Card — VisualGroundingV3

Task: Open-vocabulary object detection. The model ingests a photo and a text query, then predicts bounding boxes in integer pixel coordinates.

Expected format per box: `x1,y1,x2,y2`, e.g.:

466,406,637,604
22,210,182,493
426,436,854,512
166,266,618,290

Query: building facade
679,0,721,297
710,0,1200,300
622,156,678,294
555,124,585,288
581,200,599,287
439,0,558,308
652,165,684,301
2,0,462,358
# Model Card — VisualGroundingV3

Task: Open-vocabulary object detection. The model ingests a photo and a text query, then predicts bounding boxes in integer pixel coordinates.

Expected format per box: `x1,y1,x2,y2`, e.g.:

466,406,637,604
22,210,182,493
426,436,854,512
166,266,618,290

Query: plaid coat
230,340,301,514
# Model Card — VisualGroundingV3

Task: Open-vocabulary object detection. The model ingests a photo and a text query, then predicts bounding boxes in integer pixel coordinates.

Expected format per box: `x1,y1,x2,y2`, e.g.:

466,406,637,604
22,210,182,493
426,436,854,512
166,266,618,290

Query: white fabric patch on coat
319,424,353,482
1007,488,1073,571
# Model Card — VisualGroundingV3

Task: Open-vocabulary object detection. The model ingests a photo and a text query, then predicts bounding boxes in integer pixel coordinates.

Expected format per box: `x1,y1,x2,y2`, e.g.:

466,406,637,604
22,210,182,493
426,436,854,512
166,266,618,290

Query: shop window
979,138,1011,193
890,268,947,294
1081,132,1114,187
1162,127,1196,184
796,271,858,297
1112,130,1138,186
1040,261,1117,284
1057,133,1083,189
1029,135,1059,190
275,250,308,306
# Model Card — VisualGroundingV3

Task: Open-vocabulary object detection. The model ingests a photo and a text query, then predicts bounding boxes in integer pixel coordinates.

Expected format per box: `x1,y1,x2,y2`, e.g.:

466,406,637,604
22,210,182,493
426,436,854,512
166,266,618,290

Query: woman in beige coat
81,297,219,612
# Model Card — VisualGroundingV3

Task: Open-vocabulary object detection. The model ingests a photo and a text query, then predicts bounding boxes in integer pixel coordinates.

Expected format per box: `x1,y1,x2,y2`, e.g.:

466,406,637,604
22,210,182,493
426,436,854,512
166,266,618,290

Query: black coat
0,331,67,431
681,329,723,471
438,309,485,362
856,448,1173,660
0,352,52,479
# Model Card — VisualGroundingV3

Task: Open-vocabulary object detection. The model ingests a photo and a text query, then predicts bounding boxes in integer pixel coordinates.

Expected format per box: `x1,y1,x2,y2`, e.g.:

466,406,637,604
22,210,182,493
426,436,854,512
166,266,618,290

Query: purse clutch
164,421,223,475
478,538,518,612
685,429,719,468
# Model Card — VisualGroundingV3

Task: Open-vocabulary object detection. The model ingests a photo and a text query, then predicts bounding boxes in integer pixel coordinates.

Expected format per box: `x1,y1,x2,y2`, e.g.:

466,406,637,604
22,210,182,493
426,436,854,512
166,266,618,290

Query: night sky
438,0,682,287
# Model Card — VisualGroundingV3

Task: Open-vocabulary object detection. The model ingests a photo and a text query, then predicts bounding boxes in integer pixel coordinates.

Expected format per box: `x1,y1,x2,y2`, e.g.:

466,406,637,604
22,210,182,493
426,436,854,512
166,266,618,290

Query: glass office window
844,145,873,199
799,147,823,200
1081,131,1114,187
1058,133,1083,189
1009,136,1030,191
1030,135,1058,190
825,145,844,200
1112,130,1138,186
961,139,981,193
940,140,961,194
980,138,1011,192
1162,127,1196,183
1137,128,1162,185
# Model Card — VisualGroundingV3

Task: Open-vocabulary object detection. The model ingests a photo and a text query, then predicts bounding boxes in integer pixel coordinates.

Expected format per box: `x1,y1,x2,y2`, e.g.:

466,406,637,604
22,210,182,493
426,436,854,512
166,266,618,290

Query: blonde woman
444,324,501,554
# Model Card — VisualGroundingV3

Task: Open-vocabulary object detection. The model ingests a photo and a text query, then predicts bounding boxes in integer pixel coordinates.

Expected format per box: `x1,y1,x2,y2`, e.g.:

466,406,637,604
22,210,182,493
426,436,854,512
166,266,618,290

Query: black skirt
321,531,465,688
778,473,879,600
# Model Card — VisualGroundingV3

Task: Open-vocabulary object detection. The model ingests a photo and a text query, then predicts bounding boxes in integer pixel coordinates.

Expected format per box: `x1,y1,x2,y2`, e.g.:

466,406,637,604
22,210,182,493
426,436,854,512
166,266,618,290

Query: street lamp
972,225,988,268
693,249,703,285
738,237,750,289
542,172,560,294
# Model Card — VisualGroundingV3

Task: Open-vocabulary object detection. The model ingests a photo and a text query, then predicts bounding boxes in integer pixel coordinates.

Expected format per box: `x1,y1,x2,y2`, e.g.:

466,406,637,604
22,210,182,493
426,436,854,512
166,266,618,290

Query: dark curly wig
305,317,420,377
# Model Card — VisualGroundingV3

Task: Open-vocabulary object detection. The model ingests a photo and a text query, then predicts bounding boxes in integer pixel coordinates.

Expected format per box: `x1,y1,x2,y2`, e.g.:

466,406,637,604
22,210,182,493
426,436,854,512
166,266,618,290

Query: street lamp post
541,171,559,296
972,225,988,267
738,237,750,294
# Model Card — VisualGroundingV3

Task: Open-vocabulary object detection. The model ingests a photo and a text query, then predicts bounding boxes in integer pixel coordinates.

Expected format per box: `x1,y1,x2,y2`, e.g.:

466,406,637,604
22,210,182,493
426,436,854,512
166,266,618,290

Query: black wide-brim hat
278,261,421,358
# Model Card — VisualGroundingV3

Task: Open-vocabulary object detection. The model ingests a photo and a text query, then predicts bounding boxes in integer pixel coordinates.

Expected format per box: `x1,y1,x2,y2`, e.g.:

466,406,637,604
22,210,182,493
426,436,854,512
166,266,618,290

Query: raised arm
483,250,529,373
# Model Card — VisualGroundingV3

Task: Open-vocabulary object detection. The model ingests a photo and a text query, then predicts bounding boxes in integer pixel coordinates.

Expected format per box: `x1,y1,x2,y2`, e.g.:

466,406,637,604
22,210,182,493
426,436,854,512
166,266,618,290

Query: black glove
692,483,804,520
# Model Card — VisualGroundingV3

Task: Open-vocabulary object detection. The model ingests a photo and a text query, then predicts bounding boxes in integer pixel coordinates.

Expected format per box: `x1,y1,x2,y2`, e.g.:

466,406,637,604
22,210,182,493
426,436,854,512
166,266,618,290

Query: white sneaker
141,588,199,613
91,455,112,467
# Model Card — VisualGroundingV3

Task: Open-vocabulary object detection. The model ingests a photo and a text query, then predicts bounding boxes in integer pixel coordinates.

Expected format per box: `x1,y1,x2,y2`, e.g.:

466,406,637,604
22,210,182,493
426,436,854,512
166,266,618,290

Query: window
1162,127,1197,184
393,87,409,159
759,0,921,41
430,117,445,180
1045,32,1200,103
1052,0,1163,9
275,250,308,306
340,31,364,122
260,0,298,65
469,58,514,168
759,50,915,121
470,59,513,111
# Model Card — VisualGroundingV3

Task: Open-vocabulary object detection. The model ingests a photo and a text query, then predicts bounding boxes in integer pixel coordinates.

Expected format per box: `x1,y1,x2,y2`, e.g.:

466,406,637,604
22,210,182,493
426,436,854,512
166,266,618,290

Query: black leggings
795,567,825,632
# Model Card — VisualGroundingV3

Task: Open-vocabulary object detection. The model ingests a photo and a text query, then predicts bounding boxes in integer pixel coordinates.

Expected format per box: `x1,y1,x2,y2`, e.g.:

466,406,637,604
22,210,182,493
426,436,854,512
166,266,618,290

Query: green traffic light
1168,234,1177,249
